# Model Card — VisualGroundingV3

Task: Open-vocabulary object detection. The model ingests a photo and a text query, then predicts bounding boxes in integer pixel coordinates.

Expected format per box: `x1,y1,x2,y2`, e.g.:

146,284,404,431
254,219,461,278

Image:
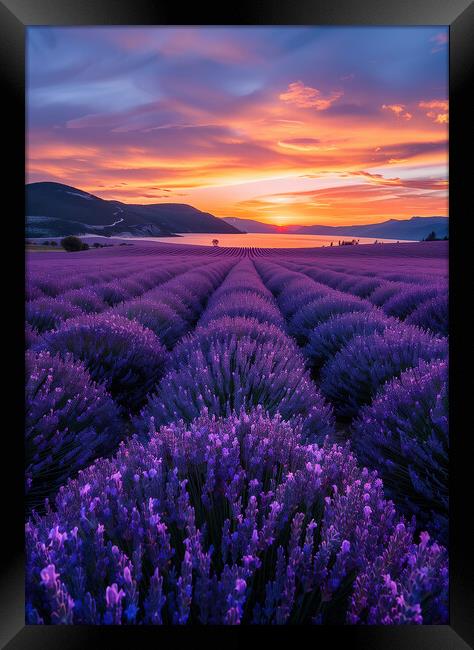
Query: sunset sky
27,27,448,226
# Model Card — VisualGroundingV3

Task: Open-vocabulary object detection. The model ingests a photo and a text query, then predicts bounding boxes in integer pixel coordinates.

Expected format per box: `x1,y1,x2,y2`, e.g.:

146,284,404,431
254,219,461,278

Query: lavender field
25,240,449,625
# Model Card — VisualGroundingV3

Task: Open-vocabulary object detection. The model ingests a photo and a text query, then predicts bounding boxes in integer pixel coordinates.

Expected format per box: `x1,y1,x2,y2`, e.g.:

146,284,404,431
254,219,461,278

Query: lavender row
30,257,236,410
282,260,448,335
136,259,334,443
26,252,229,302
26,260,198,334
254,257,447,421
112,258,237,349
27,260,236,509
26,257,179,300
254,259,448,540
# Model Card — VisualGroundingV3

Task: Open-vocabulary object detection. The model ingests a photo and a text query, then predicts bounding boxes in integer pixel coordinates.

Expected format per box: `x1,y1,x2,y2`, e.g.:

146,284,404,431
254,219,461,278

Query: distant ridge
26,182,241,238
223,215,449,241
294,216,448,240
222,217,291,233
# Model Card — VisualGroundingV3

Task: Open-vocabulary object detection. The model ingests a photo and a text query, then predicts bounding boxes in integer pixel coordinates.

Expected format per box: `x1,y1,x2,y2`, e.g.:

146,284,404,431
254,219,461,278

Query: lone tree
60,236,89,252
212,239,219,247
424,230,437,241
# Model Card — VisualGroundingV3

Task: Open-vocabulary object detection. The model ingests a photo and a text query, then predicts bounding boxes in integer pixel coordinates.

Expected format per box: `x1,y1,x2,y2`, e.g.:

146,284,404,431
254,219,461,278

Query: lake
120,233,415,249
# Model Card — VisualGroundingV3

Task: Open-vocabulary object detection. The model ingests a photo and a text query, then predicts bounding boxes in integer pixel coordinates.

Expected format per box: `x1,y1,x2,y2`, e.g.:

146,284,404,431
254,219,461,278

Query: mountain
222,217,288,233
222,217,305,233
26,182,240,237
223,215,448,240
294,216,448,240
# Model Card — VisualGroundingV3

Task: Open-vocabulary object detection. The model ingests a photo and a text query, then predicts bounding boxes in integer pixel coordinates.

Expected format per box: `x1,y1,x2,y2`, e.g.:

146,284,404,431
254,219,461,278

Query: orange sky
27,27,448,226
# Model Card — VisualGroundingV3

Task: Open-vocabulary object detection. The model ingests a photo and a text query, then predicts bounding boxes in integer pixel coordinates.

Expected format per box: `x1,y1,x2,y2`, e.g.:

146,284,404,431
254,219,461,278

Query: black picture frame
2,1,472,647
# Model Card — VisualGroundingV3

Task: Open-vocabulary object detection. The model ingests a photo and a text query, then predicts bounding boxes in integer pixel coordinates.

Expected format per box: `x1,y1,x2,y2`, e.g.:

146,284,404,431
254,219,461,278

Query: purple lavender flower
34,313,168,412
305,310,393,372
26,350,122,512
352,359,448,543
181,316,290,354
347,526,448,624
406,294,448,337
278,280,334,318
200,291,285,328
91,281,130,306
290,295,373,344
25,408,448,625
114,299,187,349
382,286,445,319
26,323,40,349
344,276,382,298
26,297,83,333
369,282,409,307
26,283,45,302
320,324,448,418
59,288,107,314
138,330,334,443
145,287,194,322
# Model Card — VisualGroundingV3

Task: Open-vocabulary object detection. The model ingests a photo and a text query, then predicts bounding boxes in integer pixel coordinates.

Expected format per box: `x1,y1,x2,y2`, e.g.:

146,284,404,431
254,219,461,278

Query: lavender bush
211,276,273,302
347,528,448,624
26,350,122,512
26,283,45,302
352,360,448,543
34,313,168,412
153,281,203,316
257,267,300,295
182,316,290,354
30,276,85,298
92,282,131,307
369,282,409,307
26,297,83,333
278,281,333,318
305,310,393,372
138,331,334,443
406,295,448,337
114,299,187,349
200,291,285,328
346,277,383,298
60,288,107,314
382,286,444,320
145,287,194,322
320,325,448,418
25,408,447,625
26,323,40,349
289,295,372,344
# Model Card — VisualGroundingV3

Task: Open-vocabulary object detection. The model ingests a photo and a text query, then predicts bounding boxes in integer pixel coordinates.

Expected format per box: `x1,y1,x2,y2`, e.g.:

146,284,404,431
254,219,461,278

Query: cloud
418,100,448,124
277,137,338,152
366,140,447,165
382,104,412,120
351,170,448,191
430,32,448,53
234,176,448,225
279,81,342,110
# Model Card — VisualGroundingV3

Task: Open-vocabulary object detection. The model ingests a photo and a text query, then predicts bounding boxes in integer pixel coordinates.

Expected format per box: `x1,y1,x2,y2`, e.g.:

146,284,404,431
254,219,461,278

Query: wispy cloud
430,32,448,53
351,170,448,190
279,81,343,110
382,104,412,120
418,100,449,124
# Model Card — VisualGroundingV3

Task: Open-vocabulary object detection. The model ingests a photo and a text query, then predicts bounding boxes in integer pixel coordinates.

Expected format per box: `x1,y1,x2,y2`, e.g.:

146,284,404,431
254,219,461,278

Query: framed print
1,0,473,648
